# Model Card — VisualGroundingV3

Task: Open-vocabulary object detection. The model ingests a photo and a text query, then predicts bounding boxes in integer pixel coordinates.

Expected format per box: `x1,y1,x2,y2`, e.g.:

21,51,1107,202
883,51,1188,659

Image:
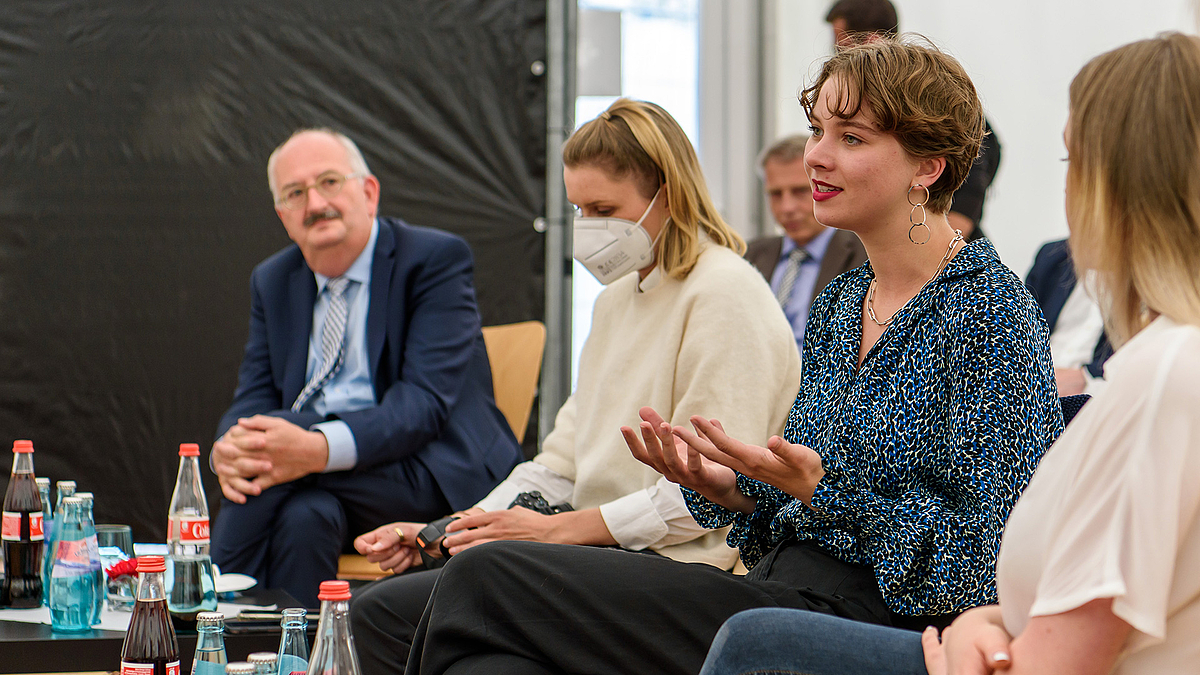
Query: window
572,0,700,387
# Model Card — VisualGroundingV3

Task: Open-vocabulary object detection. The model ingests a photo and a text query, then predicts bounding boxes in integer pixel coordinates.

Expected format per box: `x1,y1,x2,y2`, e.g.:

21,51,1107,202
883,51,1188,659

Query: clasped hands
211,415,330,503
922,606,1014,675
621,406,825,513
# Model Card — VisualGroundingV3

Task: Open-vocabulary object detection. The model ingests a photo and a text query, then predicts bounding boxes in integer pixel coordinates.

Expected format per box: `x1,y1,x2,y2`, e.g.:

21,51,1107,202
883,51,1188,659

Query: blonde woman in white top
697,31,1200,675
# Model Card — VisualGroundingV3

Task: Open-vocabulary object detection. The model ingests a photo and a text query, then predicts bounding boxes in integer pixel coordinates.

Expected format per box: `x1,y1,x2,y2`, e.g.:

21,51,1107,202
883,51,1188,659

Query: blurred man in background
745,135,868,357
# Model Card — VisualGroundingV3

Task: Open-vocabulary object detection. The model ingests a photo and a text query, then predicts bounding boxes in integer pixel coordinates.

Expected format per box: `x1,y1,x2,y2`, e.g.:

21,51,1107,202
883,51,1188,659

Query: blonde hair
1067,32,1200,346
562,98,744,279
799,35,984,214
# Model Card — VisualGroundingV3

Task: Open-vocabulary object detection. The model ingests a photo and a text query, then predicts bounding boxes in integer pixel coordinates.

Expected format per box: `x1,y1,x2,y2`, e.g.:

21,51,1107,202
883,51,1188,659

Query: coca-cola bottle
305,581,361,675
166,443,216,622
2,440,44,608
121,555,180,675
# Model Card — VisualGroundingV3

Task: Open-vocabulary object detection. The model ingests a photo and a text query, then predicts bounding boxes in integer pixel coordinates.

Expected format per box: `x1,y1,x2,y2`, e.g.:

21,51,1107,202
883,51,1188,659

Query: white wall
768,0,1199,276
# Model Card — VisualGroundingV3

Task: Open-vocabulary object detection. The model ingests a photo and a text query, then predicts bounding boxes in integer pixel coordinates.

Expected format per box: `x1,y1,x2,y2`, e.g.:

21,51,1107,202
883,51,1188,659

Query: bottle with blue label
74,492,104,624
276,608,309,675
191,612,227,675
49,496,97,632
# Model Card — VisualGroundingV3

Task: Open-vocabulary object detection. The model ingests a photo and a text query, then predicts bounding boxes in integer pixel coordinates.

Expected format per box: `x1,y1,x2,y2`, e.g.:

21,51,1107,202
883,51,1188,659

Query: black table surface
0,589,316,673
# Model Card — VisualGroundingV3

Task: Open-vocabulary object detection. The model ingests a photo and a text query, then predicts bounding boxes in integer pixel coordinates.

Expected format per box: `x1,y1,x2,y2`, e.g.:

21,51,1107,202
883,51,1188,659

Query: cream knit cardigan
534,241,801,568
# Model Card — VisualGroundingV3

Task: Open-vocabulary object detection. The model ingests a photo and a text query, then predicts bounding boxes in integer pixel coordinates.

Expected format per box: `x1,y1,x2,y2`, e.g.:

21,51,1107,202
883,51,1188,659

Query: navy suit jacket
217,216,522,510
1024,239,1112,378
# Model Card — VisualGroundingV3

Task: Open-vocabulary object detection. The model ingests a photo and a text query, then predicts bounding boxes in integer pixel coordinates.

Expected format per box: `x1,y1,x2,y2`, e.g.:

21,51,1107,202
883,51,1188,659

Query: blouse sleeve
1027,331,1200,648
683,278,835,568
808,283,1062,612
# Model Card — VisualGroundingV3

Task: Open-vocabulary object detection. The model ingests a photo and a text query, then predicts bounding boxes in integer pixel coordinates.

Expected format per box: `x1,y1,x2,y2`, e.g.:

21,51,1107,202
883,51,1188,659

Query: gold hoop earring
907,184,931,245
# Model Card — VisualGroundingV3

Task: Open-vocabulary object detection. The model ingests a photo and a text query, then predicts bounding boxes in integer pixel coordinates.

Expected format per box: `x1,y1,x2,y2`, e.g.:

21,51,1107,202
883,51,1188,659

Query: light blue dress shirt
304,219,379,472
768,227,836,353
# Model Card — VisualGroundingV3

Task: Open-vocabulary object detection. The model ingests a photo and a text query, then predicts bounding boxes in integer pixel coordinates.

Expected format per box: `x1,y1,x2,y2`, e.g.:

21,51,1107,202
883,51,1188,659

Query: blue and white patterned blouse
686,239,1063,616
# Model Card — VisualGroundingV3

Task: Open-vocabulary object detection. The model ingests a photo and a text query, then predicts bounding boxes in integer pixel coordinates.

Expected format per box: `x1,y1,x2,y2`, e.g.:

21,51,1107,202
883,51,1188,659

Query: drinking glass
96,524,135,611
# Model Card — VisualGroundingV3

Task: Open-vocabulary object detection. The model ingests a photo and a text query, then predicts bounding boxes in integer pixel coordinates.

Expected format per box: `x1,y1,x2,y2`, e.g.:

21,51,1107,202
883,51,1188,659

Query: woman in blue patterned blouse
401,37,1062,675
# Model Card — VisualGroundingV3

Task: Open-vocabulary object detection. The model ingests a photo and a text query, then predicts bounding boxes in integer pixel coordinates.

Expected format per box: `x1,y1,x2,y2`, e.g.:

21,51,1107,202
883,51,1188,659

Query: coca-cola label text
52,538,101,576
1,511,42,541
121,662,180,675
169,516,210,544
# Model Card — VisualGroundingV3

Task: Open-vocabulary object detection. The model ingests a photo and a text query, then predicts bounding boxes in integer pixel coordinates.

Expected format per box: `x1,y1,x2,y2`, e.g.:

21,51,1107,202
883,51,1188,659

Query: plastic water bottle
43,480,76,606
48,496,96,632
74,492,104,624
120,555,180,675
305,581,361,675
276,608,309,675
1,440,45,608
166,443,216,621
191,611,227,675
247,652,277,675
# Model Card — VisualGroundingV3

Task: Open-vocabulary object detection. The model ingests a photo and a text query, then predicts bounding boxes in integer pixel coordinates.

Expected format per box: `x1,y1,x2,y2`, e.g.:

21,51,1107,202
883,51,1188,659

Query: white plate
215,573,257,594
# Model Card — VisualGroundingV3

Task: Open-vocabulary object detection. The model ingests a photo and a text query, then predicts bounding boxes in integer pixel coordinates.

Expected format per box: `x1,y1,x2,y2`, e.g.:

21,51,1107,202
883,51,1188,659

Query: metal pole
540,0,577,443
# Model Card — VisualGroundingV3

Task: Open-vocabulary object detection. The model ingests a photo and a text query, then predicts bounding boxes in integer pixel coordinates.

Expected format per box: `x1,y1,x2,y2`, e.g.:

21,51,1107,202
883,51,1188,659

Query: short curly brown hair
800,35,984,214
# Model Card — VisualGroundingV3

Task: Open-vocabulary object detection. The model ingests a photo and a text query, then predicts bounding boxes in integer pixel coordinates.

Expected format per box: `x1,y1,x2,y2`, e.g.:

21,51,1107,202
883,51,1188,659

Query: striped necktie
775,248,810,307
292,276,352,412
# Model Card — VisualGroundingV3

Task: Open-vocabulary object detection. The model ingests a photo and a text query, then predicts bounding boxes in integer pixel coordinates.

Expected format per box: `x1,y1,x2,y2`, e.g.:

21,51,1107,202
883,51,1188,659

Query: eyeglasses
275,172,365,210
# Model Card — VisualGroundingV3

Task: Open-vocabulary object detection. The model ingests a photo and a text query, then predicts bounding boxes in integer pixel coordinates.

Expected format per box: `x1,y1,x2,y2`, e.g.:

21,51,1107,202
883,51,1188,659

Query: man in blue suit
210,128,522,606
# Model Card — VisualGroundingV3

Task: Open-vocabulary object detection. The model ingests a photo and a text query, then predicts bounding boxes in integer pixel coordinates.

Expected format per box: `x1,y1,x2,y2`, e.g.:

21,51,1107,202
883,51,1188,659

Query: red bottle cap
317,580,351,601
137,555,166,573
12,440,33,453
178,443,200,457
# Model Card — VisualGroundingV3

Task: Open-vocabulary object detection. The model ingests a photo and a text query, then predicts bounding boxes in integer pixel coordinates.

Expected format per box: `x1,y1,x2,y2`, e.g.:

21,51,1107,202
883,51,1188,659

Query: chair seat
337,554,393,581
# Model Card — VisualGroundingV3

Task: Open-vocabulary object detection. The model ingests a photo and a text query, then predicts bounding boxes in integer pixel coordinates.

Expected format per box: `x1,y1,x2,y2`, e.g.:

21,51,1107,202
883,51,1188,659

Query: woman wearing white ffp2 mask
348,98,801,675
572,185,664,285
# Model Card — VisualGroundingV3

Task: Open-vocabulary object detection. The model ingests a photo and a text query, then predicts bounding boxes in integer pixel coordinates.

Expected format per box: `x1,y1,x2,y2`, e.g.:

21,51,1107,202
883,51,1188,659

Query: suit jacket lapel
747,236,784,281
811,231,853,305
284,264,317,405
367,219,397,384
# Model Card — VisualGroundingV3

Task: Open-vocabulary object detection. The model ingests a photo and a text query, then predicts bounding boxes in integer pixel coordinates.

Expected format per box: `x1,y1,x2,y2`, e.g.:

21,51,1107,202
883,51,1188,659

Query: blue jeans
700,608,927,675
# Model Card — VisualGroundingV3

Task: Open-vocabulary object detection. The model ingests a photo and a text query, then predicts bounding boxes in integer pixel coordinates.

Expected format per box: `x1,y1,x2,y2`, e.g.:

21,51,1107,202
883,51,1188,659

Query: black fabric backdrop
0,0,546,543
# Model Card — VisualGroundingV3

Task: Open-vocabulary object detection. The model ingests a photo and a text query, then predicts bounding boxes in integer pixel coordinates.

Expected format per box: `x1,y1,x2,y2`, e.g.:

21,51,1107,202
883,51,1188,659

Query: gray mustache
304,209,342,227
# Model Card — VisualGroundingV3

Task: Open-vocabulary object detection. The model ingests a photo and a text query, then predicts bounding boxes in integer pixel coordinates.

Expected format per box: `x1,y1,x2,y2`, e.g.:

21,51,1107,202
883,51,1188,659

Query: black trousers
211,458,449,608
404,540,911,675
351,568,443,673
351,547,664,674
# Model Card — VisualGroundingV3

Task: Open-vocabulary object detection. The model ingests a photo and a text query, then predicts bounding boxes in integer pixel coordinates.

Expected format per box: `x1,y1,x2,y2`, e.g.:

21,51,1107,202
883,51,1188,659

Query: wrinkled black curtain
0,0,546,542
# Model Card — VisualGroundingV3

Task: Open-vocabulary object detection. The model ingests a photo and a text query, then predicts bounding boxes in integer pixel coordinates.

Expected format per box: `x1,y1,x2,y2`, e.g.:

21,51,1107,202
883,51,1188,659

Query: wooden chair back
481,320,546,444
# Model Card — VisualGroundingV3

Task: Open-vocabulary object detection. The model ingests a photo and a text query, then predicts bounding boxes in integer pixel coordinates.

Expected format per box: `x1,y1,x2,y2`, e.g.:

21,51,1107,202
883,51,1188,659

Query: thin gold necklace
866,230,964,327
